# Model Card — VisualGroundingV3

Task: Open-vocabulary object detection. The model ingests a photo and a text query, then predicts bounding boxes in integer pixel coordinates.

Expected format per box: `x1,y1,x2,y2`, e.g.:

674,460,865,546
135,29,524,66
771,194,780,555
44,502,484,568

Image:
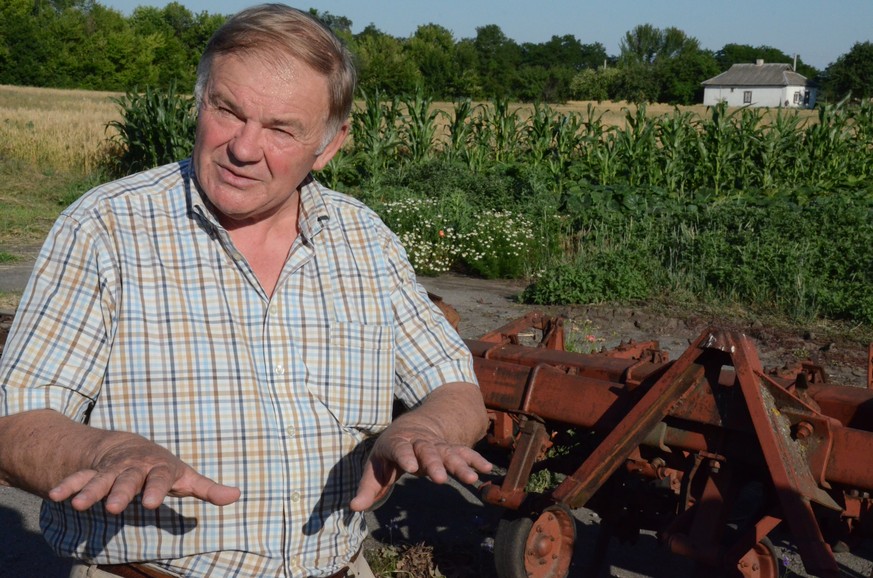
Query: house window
793,91,802,104
804,91,810,105
743,91,752,104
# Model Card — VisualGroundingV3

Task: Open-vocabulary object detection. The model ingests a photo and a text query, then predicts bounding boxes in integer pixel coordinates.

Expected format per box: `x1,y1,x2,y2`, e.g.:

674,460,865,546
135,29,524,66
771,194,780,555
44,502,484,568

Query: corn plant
398,88,441,163
801,99,857,189
655,108,698,195
443,98,474,161
756,107,805,190
106,80,196,176
731,106,766,189
573,103,615,184
848,100,873,181
695,102,742,194
350,89,402,182
443,98,494,172
472,98,522,163
613,104,658,187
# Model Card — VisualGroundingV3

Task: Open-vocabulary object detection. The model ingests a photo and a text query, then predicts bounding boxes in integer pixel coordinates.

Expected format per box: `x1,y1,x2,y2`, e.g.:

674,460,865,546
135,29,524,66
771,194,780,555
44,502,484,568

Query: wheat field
0,85,122,173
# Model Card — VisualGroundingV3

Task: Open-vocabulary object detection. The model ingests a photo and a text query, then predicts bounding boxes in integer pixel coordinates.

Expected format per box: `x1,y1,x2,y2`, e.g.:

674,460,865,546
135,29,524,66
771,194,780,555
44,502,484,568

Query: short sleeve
0,214,116,422
384,229,477,408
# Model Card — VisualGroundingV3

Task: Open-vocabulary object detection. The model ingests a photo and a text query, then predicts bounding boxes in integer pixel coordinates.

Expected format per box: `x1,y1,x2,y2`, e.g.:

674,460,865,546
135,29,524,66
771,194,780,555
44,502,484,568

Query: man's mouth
218,163,259,187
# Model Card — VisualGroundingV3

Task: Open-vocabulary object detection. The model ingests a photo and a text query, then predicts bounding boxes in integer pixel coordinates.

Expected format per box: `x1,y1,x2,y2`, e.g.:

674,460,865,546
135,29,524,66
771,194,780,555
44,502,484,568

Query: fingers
350,461,398,512
416,444,493,485
412,439,449,483
183,474,241,507
48,470,99,506
372,435,494,487
49,462,240,513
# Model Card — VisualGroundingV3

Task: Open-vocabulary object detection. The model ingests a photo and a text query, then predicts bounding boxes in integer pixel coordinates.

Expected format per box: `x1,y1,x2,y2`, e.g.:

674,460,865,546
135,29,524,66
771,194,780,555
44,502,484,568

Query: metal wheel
494,504,577,578
733,537,781,578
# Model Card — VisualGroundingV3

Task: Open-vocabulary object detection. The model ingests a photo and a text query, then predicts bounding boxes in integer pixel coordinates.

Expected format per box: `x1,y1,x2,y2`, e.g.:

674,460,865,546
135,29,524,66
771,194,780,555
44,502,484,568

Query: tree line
1,0,870,104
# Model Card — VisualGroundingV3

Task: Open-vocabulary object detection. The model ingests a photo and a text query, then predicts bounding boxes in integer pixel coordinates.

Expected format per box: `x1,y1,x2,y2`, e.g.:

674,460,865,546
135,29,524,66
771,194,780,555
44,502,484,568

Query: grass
0,85,121,251
0,159,100,247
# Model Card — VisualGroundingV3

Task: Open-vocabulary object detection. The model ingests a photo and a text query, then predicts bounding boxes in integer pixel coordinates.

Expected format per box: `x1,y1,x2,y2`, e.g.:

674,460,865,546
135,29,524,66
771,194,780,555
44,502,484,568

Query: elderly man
0,4,491,577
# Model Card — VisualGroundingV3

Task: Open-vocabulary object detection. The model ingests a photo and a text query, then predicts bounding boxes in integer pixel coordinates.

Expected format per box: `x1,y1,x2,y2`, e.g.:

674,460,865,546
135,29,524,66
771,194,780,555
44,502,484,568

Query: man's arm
0,409,240,513
350,381,492,512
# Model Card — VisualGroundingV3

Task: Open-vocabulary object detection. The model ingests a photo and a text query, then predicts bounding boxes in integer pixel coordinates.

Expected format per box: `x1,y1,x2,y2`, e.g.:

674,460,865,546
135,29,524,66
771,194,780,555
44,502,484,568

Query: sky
101,0,871,71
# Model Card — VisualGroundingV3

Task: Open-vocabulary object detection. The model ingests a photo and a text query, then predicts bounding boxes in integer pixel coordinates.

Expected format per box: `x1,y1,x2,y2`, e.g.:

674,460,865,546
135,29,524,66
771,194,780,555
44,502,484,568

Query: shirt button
274,364,285,375
270,305,279,317
290,491,301,503
285,425,297,437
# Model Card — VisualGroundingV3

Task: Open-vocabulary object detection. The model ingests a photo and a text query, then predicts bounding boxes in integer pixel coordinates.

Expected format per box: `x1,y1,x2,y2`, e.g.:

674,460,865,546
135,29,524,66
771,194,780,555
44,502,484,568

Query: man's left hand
349,382,492,512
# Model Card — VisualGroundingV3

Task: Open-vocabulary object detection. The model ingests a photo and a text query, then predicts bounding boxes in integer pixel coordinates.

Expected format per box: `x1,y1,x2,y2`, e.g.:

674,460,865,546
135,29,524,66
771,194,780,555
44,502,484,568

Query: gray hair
194,4,357,149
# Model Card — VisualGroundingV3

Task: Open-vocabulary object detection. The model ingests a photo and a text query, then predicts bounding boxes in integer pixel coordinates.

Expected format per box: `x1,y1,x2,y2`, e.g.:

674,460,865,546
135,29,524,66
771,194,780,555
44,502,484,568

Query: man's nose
228,121,263,162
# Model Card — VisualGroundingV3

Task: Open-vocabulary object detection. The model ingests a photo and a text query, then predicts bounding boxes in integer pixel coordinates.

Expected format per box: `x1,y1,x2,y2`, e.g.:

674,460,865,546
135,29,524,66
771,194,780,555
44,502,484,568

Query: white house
702,60,816,108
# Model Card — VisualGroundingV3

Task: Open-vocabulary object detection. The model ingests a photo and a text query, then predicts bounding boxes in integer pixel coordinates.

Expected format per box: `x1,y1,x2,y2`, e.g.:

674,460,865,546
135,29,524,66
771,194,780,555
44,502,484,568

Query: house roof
702,62,810,87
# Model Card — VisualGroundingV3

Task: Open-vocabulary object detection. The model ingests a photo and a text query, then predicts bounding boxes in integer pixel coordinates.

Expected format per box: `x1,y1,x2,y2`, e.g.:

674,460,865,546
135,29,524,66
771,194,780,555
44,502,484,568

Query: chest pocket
303,213,397,434
306,321,395,434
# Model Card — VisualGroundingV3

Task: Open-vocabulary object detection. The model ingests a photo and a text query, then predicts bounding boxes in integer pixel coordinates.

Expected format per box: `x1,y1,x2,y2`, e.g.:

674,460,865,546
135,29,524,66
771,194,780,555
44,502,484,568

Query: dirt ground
1,273,872,577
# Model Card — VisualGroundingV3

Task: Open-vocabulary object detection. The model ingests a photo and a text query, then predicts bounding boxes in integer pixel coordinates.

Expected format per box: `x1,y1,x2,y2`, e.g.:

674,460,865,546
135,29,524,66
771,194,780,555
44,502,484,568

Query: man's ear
313,122,350,171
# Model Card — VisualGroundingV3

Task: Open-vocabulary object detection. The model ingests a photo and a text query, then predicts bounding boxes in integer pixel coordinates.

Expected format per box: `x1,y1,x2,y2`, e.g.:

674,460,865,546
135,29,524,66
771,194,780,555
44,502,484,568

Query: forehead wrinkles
205,54,327,138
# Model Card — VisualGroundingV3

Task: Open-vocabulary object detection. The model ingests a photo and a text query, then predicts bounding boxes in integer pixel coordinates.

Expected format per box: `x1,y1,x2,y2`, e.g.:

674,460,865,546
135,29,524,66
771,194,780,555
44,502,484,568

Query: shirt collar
185,160,331,241
297,174,332,241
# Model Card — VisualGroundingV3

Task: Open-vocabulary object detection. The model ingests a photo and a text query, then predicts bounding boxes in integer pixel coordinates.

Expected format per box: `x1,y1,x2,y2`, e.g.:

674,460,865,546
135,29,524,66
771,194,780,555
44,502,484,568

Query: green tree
309,9,352,37
130,3,224,90
619,23,663,65
406,24,463,98
616,24,715,104
655,46,719,105
522,34,605,71
570,67,620,101
473,24,521,98
715,43,817,79
822,41,873,101
453,39,483,98
66,4,162,90
353,25,421,95
613,62,659,103
0,1,64,86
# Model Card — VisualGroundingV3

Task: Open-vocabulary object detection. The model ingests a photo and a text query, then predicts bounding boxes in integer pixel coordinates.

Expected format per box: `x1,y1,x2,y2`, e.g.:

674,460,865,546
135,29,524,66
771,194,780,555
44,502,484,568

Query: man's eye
212,106,237,119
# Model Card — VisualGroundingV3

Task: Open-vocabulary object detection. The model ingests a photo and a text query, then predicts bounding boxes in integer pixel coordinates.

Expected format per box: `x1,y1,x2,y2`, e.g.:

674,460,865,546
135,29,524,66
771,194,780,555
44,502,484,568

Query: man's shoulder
318,186,372,212
65,161,190,216
310,182,385,227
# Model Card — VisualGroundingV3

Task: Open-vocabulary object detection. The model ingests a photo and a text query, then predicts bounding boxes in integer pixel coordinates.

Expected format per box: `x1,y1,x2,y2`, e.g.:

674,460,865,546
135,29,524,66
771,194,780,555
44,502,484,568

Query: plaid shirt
0,160,476,577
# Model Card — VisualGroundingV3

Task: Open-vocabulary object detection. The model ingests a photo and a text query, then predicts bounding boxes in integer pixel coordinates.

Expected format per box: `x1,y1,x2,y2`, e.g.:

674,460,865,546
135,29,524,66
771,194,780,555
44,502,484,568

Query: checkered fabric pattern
0,160,476,577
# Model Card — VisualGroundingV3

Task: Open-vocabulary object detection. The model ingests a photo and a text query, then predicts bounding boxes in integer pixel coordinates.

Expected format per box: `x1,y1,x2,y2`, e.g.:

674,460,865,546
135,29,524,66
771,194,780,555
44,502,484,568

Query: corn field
322,91,872,197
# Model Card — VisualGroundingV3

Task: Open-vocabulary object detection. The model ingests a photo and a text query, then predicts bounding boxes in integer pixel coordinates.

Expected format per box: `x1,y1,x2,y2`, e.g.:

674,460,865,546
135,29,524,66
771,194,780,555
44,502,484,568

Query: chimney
756,59,764,66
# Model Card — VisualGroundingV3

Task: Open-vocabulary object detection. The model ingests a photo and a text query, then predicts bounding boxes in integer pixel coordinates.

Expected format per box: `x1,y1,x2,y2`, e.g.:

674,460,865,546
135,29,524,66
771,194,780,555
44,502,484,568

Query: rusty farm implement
463,312,873,578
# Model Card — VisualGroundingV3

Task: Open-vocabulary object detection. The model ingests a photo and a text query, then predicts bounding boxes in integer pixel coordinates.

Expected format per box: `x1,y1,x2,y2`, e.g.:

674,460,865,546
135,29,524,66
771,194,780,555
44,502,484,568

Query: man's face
193,53,347,227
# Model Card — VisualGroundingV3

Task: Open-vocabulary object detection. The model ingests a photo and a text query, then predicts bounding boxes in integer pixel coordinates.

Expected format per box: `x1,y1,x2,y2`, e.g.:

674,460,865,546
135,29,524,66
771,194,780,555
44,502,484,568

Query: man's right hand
0,409,240,513
49,429,241,513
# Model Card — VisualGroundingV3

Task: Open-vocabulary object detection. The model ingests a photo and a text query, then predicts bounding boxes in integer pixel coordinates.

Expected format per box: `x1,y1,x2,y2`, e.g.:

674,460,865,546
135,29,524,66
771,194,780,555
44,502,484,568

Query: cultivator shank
467,312,873,578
